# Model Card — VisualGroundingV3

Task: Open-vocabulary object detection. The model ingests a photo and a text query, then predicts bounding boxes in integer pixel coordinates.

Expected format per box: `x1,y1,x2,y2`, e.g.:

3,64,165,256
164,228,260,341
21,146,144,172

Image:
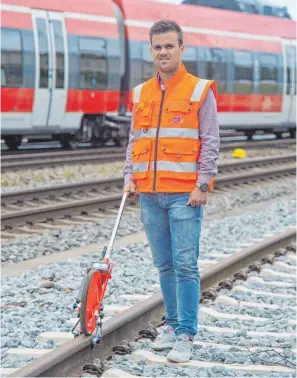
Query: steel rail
2,154,295,205
1,131,242,156
1,136,291,160
1,153,126,172
2,163,295,230
1,139,295,172
1,147,126,162
8,227,296,377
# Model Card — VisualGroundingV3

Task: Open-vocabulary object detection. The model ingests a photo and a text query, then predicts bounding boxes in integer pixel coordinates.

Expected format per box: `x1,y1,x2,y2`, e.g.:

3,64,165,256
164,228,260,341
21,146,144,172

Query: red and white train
1,0,296,149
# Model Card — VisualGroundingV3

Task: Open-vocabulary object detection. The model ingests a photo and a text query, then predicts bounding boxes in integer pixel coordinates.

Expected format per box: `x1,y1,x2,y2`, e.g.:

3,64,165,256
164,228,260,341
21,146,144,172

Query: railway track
0,131,282,154
1,154,295,233
1,147,126,172
4,227,296,377
1,139,295,172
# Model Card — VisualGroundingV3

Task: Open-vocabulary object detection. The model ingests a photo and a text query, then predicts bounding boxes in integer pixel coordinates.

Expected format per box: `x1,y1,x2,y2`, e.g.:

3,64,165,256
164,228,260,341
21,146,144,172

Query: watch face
200,183,209,192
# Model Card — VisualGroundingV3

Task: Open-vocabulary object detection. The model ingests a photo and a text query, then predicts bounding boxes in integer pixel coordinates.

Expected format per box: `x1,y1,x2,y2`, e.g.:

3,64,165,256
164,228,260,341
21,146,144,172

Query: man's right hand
123,181,137,201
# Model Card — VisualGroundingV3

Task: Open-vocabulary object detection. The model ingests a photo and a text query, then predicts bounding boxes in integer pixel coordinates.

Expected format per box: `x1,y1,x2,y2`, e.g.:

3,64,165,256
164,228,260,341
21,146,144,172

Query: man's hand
186,187,208,207
123,181,137,201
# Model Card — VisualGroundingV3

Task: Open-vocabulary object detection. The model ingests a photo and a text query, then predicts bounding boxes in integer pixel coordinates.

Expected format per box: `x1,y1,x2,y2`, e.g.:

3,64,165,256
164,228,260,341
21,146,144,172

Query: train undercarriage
2,114,131,150
78,114,131,147
2,114,296,150
241,129,296,140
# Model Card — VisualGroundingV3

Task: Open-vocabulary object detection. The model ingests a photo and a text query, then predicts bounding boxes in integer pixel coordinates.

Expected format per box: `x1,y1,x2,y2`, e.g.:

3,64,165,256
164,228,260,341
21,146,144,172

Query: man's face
150,31,184,74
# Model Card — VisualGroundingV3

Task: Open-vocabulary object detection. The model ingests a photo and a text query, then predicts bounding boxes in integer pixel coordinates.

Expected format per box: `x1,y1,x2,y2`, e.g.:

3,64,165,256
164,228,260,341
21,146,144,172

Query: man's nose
160,47,168,55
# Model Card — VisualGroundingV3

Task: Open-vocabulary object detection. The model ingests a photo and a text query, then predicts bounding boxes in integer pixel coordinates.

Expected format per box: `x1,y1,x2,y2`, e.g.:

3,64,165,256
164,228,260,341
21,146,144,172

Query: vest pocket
158,139,200,179
135,102,153,126
162,101,195,126
132,139,152,178
159,139,199,161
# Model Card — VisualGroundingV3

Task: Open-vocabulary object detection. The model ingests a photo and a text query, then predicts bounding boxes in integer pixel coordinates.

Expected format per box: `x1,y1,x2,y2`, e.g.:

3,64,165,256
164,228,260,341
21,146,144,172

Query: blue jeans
140,193,203,339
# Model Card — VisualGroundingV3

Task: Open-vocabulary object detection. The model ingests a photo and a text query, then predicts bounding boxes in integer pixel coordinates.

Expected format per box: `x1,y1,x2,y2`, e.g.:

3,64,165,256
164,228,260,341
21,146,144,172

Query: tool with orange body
73,192,129,348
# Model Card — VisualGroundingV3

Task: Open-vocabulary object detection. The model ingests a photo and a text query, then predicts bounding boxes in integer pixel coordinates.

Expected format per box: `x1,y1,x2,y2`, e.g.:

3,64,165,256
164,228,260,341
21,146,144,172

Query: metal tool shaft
105,191,128,260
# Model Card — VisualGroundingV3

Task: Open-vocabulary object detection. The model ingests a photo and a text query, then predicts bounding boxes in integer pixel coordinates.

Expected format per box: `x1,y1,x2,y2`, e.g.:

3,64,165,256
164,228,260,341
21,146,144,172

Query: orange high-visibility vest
131,64,218,193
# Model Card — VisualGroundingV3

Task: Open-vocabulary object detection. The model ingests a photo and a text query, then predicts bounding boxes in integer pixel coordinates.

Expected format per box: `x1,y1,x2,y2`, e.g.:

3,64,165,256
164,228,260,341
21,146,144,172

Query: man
123,20,220,363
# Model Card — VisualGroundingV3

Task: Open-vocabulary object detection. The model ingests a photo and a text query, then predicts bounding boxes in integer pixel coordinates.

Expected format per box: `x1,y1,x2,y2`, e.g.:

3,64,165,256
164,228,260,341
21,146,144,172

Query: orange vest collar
156,64,188,89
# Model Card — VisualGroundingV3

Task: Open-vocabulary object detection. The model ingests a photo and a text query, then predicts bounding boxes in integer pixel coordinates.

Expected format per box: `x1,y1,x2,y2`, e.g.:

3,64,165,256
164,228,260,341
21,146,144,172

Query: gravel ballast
1,178,295,265
101,252,296,377
1,147,294,192
1,195,296,369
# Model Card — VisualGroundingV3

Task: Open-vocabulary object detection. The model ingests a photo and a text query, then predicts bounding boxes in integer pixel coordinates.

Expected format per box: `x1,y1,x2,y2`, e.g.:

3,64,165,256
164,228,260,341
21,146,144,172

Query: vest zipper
153,88,165,192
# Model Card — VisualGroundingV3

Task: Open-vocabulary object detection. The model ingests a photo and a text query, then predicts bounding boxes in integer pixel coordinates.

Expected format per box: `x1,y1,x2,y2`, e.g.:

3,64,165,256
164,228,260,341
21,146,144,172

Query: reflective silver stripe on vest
133,161,196,173
134,128,199,140
151,161,197,172
133,84,143,103
132,162,148,173
190,79,210,102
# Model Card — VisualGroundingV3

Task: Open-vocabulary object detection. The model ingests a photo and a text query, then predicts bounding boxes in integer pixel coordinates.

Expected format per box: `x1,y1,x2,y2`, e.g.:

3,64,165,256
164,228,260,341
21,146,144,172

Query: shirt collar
156,64,186,89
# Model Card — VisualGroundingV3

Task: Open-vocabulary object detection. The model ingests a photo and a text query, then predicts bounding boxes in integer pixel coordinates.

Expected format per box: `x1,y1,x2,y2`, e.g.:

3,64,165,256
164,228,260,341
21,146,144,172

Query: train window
51,20,64,88
276,54,283,94
259,53,278,94
183,46,197,76
79,37,107,89
130,41,142,87
207,49,228,92
293,47,296,95
142,43,156,81
286,52,291,95
196,47,209,79
21,30,35,88
107,39,121,91
36,19,49,88
233,51,253,93
286,46,296,95
68,35,80,89
1,28,23,87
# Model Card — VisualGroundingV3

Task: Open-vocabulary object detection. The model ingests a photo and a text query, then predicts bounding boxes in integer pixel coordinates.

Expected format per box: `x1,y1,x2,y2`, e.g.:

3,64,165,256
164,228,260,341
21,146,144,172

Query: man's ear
180,44,185,57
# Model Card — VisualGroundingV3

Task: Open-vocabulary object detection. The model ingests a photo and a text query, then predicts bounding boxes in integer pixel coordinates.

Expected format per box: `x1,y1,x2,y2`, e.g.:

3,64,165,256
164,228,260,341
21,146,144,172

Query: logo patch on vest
172,116,183,124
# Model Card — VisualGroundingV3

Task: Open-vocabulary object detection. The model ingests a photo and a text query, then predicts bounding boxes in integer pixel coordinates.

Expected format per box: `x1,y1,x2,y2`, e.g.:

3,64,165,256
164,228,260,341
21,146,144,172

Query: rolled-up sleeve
123,109,135,185
197,89,220,185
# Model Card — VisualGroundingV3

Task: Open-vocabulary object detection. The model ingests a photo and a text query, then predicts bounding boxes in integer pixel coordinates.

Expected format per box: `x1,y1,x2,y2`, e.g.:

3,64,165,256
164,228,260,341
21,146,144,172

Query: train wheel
5,136,22,150
60,134,73,149
113,124,130,147
275,132,283,139
80,270,103,336
114,136,129,147
244,131,254,141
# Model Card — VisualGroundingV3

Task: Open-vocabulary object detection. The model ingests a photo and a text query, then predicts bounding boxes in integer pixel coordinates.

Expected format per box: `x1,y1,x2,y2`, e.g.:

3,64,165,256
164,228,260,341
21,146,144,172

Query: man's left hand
186,187,208,207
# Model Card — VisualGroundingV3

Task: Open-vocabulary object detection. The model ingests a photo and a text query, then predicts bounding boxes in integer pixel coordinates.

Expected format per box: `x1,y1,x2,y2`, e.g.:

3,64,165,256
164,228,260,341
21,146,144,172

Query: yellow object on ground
232,148,246,159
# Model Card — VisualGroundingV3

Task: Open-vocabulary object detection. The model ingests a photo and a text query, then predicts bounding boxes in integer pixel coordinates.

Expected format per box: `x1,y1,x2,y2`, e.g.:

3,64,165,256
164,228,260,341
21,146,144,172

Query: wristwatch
196,183,209,192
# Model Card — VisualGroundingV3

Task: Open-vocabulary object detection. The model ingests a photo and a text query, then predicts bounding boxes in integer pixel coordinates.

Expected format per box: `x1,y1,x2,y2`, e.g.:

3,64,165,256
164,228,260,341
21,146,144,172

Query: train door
282,41,296,125
31,10,68,128
32,10,51,128
47,12,68,127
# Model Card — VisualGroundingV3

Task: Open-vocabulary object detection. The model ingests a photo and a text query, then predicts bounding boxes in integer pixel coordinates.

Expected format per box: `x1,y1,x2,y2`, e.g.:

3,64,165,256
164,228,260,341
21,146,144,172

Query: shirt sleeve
123,108,136,185
197,88,220,185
